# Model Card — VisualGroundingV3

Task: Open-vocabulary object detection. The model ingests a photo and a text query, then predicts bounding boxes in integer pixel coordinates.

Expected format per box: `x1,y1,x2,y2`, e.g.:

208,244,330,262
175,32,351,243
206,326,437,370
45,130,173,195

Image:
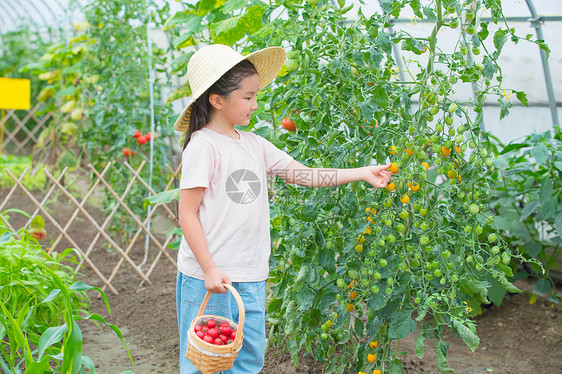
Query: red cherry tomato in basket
231,330,237,339
196,331,205,339
194,325,202,332
203,335,213,344
220,326,232,336
206,319,216,329
207,328,219,339
219,334,228,343
214,338,224,345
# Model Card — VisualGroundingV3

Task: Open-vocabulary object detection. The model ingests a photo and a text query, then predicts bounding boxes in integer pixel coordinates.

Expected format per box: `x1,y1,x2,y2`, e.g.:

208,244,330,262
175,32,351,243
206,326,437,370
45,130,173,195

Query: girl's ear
208,93,223,110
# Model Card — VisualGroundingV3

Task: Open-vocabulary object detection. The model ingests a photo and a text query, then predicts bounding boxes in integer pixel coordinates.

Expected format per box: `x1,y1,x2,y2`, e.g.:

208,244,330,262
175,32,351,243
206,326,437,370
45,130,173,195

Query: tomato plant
487,127,561,304
164,0,549,372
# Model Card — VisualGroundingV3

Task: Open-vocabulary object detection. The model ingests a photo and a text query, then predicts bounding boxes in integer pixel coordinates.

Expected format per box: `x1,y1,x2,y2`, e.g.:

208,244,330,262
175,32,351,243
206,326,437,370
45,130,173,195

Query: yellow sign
0,78,31,110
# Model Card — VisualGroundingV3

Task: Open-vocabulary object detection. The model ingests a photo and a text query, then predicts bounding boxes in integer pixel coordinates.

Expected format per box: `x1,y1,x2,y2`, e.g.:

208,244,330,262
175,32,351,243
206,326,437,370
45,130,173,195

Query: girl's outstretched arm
277,160,394,188
178,187,231,294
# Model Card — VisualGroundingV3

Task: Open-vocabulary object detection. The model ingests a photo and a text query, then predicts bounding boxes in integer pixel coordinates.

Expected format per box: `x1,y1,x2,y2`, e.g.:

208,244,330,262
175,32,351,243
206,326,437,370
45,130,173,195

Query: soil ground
2,187,561,374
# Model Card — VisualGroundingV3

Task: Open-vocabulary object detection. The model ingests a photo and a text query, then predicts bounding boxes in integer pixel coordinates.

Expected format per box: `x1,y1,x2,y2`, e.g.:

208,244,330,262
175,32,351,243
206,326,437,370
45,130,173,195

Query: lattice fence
0,102,52,157
0,160,181,295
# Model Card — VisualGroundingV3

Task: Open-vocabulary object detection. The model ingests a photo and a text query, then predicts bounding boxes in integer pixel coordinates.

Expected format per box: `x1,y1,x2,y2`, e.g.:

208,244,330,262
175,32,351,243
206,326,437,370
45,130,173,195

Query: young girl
175,44,393,373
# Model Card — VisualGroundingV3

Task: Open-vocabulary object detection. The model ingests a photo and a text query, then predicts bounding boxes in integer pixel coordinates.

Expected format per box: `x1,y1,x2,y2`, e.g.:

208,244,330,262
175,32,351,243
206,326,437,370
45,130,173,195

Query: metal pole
142,7,156,266
525,0,559,126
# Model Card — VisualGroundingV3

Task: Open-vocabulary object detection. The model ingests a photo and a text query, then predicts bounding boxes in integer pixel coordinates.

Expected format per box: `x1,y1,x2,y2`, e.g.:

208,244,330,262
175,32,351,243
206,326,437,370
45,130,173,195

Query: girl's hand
363,163,394,188
203,265,231,294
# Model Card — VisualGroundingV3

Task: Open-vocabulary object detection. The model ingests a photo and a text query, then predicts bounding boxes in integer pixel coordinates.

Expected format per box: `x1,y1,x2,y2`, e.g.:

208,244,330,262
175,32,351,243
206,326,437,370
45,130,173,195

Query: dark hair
181,59,259,151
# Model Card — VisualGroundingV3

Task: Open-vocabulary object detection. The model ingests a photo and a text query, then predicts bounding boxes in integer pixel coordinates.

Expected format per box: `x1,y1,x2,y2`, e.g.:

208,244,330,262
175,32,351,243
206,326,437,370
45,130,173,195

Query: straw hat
174,44,287,132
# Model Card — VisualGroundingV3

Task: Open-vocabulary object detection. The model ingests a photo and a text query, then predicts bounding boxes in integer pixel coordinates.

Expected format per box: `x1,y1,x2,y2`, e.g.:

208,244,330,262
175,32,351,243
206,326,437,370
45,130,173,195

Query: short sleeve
179,138,215,189
260,136,294,177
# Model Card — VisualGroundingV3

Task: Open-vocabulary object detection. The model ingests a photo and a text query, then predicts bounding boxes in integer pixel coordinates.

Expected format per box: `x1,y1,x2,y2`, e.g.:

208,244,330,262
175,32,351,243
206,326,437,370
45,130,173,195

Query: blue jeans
176,270,266,374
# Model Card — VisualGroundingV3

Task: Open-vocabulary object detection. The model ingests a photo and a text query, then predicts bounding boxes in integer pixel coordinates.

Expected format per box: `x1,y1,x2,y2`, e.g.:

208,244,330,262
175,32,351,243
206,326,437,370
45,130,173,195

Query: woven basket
186,283,245,374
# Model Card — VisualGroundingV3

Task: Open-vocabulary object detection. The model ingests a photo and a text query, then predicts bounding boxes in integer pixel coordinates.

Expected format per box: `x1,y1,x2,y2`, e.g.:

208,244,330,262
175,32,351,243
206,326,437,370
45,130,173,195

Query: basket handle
196,283,245,348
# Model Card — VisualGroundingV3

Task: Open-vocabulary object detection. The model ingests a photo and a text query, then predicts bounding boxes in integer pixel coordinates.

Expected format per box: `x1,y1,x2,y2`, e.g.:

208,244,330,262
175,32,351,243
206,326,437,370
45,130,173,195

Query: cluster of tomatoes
122,129,155,157
194,318,237,346
133,129,153,145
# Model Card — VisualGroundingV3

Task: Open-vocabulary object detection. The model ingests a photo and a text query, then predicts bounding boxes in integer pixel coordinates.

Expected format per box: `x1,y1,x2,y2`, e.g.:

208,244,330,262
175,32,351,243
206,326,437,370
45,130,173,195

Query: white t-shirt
178,126,295,282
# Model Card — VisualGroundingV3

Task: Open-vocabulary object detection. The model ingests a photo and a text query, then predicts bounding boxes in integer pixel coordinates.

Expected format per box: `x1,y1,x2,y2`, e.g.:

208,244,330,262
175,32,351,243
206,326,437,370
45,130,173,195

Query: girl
175,44,393,374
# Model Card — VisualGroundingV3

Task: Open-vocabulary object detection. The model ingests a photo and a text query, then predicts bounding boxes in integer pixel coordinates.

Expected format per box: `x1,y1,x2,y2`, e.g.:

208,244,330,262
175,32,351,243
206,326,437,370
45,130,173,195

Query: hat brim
174,46,287,132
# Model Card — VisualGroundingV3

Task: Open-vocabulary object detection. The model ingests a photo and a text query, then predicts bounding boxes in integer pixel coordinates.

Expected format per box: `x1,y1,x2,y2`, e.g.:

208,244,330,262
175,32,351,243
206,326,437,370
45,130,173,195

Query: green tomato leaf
436,340,453,373
388,309,416,340
524,240,542,258
453,320,480,352
533,277,551,296
516,91,528,106
520,200,539,221
531,143,549,164
415,327,426,359
555,213,562,240
376,31,392,55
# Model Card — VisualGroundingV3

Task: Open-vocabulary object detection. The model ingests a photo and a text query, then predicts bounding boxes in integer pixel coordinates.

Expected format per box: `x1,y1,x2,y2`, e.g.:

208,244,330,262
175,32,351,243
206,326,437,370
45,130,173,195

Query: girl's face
213,73,260,126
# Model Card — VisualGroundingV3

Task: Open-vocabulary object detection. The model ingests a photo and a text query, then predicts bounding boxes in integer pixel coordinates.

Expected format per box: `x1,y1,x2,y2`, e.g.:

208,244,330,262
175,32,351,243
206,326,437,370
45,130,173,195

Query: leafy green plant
163,0,548,372
488,127,561,303
0,154,48,191
0,209,132,373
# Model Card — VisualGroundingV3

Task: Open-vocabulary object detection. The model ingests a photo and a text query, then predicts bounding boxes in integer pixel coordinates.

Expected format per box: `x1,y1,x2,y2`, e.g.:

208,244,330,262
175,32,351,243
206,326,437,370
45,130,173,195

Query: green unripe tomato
449,18,459,28
379,258,388,267
399,210,409,220
460,45,468,55
502,253,511,264
287,50,299,59
475,225,483,235
420,207,429,216
383,198,392,208
321,323,329,332
441,250,451,259
491,246,500,255
472,47,481,55
446,5,456,13
371,284,380,294
469,204,479,216
466,10,475,21
488,233,497,243
420,235,430,245
466,255,473,263
469,140,477,149
445,115,454,125
448,103,458,113
321,332,329,340
387,234,396,244
455,134,464,144
430,106,439,115
451,274,459,282
449,127,456,137
337,278,346,288
373,271,382,280
480,148,488,157
348,269,358,279
435,123,444,133
466,25,476,34
386,277,394,286
285,59,300,71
